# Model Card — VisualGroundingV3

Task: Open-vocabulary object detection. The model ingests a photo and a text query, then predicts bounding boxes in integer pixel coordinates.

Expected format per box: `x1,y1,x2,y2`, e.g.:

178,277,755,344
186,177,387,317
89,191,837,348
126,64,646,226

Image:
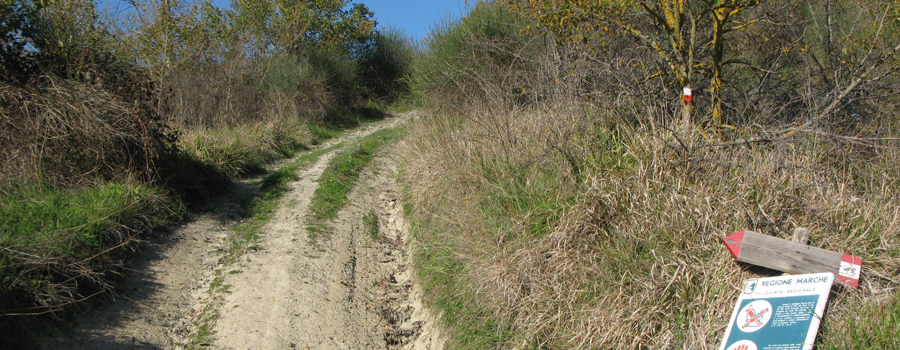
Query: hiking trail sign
722,230,862,288
719,273,834,350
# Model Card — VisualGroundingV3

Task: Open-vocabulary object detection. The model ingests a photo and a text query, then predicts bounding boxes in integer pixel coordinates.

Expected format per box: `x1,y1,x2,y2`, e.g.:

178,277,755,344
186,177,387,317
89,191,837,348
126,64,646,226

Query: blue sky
354,0,473,42
99,0,474,43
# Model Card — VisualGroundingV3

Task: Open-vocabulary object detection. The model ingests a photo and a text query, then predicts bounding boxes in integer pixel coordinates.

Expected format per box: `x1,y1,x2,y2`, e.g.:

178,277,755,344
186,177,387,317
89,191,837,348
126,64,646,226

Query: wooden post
722,230,861,288
782,228,811,277
791,227,810,245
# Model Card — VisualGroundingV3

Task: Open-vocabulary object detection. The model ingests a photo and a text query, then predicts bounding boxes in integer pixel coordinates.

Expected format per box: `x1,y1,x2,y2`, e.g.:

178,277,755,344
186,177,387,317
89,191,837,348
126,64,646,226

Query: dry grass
403,103,585,346
161,57,334,129
402,2,900,348
178,116,311,178
0,76,170,187
404,103,900,348
481,129,894,348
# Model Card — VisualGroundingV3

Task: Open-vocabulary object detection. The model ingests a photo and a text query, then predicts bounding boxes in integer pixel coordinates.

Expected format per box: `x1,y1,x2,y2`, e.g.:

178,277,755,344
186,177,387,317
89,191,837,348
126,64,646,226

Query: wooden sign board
722,230,861,288
719,273,834,350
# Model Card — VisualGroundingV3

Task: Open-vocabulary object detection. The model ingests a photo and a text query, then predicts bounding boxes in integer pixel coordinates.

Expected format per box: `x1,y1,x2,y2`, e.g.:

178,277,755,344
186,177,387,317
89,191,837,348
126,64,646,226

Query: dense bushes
0,55,173,187
358,27,415,103
1,0,171,187
411,4,557,112
0,1,187,325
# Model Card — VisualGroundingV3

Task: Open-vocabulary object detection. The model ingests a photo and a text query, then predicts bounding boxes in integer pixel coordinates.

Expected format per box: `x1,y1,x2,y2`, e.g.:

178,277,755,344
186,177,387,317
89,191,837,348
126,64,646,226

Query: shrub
357,27,415,103
305,46,360,109
411,3,555,112
0,58,174,187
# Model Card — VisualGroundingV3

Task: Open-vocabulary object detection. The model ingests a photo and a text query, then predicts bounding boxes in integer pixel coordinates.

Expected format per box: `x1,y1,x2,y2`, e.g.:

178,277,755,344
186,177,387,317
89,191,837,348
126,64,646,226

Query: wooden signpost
722,230,862,288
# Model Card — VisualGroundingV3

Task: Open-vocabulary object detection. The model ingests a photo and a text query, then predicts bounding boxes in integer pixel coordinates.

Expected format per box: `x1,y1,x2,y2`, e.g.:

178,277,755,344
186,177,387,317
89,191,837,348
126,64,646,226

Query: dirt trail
38,113,444,350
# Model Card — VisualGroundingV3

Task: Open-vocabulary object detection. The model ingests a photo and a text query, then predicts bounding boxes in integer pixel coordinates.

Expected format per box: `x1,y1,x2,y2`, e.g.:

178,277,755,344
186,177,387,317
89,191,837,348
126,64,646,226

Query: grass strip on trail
230,142,344,252
306,126,405,241
185,142,341,349
187,125,404,348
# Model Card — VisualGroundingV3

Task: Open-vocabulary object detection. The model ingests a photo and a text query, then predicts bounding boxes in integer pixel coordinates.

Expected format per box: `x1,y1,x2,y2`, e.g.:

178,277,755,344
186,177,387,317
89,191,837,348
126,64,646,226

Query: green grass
307,123,344,144
401,133,583,348
0,182,179,271
0,182,181,325
476,163,572,243
410,219,514,349
406,167,567,348
819,290,900,349
0,183,173,249
363,210,379,240
306,126,405,240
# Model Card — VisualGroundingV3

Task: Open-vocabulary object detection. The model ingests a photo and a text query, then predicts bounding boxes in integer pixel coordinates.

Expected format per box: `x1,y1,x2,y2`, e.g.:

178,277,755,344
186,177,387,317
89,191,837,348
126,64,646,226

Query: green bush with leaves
412,3,550,110
0,0,42,84
358,27,415,103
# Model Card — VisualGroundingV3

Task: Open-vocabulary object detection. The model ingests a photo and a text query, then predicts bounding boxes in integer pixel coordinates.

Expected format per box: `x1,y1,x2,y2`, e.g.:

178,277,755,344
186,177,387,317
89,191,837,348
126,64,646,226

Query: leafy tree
0,0,42,83
231,0,376,57
123,0,377,75
2,0,115,83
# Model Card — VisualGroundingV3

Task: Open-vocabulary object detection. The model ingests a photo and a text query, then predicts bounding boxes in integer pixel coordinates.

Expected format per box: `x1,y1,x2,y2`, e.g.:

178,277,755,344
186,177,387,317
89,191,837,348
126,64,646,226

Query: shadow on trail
10,180,257,350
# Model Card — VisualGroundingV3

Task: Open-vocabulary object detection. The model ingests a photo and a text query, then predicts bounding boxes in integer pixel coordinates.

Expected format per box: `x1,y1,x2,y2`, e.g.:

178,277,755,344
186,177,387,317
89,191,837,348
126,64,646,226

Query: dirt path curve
38,113,444,350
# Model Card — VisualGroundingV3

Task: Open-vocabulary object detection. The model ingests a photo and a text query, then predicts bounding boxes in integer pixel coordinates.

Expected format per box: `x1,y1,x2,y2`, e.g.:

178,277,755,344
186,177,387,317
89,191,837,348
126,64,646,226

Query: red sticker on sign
838,254,862,287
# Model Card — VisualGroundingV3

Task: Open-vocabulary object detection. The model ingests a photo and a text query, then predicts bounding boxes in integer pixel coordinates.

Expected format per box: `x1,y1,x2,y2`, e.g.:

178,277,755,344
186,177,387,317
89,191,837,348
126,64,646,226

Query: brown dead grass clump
0,69,172,187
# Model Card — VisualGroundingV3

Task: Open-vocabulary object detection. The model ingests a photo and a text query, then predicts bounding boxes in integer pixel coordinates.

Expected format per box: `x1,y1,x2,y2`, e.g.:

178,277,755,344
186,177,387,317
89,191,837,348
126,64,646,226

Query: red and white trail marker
683,87,693,104
722,230,862,288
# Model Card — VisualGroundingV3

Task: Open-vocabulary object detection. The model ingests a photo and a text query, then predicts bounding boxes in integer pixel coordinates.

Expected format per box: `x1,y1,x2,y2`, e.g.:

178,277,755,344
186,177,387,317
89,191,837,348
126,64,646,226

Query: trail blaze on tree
507,0,900,129
505,0,761,130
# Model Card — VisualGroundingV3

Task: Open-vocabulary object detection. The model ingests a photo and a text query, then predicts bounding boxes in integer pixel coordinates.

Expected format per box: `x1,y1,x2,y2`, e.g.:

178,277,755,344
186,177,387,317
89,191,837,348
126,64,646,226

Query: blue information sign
719,273,834,350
